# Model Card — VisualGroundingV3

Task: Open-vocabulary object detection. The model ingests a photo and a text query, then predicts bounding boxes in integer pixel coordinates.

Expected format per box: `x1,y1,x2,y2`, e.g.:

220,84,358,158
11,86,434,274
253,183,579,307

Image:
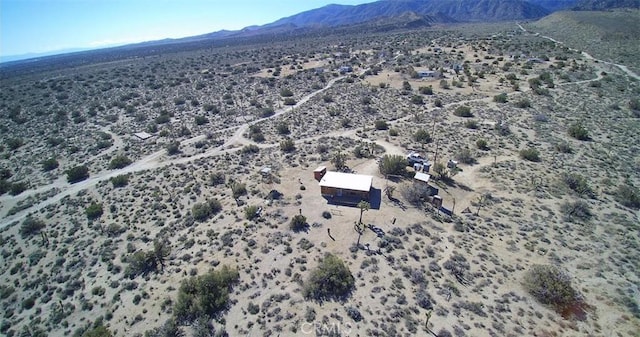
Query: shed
319,171,372,200
313,166,327,181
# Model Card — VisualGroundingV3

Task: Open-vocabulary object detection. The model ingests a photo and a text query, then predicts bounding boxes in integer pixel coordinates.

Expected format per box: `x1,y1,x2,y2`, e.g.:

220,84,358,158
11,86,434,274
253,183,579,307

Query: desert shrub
241,144,259,154
464,120,479,129
283,98,296,105
453,106,473,117
289,214,307,232
304,254,355,301
615,184,640,209
166,141,180,155
125,251,157,278
413,129,432,144
568,123,590,141
192,199,222,221
6,137,24,151
280,88,293,97
476,139,488,150
244,205,260,220
555,142,573,154
455,148,475,165
515,98,531,108
174,265,239,323
411,95,424,105
560,200,592,222
378,154,408,177
346,306,363,322
519,148,540,162
66,165,89,183
83,325,113,337
194,115,209,125
9,181,27,196
260,107,275,118
388,128,399,136
493,93,508,103
322,211,332,219
209,172,225,186
523,265,585,318
111,174,129,188
231,182,247,199
434,98,443,107
400,182,432,206
276,122,290,135
85,202,104,220
374,120,388,130
419,86,433,95
20,217,45,238
280,138,296,152
630,98,640,111
247,302,260,315
561,173,594,197
0,179,9,195
41,158,59,172
108,155,132,169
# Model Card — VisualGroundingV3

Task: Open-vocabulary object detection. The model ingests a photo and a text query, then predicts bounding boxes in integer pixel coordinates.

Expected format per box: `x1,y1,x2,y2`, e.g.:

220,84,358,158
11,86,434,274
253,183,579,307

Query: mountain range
2,0,638,65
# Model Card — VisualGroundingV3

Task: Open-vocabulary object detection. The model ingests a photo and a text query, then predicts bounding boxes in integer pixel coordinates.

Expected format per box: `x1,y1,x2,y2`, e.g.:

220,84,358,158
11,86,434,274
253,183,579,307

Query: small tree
304,254,355,301
20,217,45,238
174,266,240,324
66,165,89,183
152,238,171,271
108,155,132,169
85,202,104,220
110,174,129,188
378,155,408,177
413,129,432,145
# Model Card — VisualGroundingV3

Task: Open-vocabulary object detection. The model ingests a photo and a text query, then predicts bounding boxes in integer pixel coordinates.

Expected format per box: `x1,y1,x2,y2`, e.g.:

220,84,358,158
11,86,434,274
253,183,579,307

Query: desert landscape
1,5,639,337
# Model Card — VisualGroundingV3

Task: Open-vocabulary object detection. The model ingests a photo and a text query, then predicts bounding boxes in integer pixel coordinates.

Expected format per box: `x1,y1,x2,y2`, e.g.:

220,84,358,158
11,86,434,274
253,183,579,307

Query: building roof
134,132,153,140
414,172,430,184
319,171,373,192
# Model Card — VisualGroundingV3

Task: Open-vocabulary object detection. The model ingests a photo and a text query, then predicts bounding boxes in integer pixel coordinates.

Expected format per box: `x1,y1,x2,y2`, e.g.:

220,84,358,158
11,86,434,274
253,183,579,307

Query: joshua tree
354,201,370,247
357,200,370,225
153,238,171,271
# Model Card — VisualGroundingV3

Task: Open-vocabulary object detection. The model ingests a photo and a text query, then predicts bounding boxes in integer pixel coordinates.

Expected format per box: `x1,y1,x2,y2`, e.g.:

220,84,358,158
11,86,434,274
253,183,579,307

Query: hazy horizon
1,0,374,62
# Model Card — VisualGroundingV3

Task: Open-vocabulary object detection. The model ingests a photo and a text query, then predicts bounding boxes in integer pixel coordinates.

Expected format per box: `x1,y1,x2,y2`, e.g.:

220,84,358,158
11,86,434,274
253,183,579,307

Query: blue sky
1,0,374,57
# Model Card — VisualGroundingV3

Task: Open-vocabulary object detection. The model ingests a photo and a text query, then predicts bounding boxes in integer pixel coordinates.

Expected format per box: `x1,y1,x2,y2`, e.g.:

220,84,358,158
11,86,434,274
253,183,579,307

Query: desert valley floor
0,21,639,337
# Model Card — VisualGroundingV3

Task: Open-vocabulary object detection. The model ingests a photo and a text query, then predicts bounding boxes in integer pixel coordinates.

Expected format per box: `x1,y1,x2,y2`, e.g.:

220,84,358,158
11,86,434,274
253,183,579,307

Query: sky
0,0,374,58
